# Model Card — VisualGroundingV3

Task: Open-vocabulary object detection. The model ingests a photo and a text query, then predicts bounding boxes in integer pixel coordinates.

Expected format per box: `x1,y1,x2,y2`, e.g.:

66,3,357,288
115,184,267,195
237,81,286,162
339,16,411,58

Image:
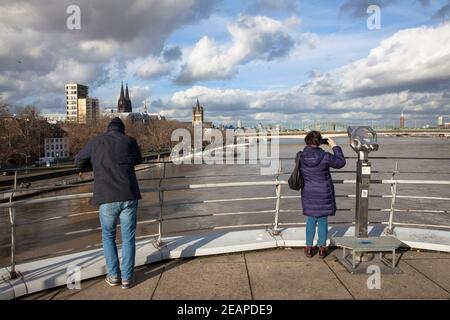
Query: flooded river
1,136,449,267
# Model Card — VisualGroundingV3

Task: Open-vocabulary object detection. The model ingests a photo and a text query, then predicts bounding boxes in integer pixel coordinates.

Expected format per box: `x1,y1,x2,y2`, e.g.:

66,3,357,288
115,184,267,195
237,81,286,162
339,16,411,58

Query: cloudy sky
1,0,450,127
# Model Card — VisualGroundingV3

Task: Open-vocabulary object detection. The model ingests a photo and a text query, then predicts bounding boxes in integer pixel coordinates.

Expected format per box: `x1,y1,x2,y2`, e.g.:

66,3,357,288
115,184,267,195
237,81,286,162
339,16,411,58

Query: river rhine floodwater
1,136,449,267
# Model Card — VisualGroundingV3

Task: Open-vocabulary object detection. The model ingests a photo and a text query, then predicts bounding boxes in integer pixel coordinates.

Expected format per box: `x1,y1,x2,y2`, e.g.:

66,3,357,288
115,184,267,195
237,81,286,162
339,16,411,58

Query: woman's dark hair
305,130,322,147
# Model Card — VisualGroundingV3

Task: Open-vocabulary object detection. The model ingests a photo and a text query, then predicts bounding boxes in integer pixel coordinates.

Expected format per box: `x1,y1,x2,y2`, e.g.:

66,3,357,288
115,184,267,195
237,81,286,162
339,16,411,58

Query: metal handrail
4,205,448,229
148,156,450,164
1,173,450,278
3,179,449,210
2,168,449,195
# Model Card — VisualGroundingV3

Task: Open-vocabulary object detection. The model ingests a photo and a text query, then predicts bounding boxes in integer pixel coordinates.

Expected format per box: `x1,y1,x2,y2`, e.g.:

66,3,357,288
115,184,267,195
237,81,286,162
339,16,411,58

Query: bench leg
392,249,396,268
352,250,356,269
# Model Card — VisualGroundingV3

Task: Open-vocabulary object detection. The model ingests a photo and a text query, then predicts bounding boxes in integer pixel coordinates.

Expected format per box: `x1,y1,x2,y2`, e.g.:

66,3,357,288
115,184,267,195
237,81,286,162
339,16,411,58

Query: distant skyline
1,0,450,126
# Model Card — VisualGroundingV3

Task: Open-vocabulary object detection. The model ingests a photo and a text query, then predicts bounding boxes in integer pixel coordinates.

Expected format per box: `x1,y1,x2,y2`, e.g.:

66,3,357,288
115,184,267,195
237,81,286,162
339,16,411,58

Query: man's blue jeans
99,200,138,281
305,216,328,247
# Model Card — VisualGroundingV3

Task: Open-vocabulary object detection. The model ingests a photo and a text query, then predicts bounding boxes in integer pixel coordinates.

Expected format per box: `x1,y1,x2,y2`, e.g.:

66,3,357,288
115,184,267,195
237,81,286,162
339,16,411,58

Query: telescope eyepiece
347,126,378,154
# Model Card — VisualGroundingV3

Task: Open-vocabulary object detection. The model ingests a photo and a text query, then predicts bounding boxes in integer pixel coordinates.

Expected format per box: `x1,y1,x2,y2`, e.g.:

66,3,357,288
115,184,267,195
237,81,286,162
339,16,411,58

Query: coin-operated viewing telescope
348,126,379,159
332,128,403,273
347,126,378,238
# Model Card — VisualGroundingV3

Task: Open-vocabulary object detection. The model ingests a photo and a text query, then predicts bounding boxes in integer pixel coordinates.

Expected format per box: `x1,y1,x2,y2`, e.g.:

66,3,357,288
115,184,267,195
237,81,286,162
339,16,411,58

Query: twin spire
118,82,132,113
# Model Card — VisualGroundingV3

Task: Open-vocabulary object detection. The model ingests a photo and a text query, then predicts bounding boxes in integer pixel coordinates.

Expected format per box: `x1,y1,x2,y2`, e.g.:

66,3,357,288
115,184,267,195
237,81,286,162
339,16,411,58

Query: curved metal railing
1,158,450,279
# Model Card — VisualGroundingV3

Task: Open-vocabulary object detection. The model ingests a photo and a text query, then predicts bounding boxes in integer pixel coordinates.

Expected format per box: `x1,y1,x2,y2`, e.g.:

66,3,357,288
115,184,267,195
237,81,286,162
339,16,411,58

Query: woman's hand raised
327,138,337,148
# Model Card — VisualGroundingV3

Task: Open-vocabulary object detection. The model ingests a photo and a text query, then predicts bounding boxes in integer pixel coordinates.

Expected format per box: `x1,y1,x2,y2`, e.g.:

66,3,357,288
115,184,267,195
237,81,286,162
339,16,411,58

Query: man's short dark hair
305,130,322,147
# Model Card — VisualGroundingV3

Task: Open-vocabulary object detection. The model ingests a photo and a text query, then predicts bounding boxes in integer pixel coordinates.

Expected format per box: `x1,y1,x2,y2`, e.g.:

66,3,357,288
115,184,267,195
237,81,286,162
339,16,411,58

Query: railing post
386,161,398,235
9,171,18,279
272,160,282,235
156,162,166,247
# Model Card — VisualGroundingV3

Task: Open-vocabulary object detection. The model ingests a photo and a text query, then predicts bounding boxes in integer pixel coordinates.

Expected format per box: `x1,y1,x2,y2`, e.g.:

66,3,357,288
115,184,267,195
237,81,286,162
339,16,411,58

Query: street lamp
37,129,41,167
16,152,30,173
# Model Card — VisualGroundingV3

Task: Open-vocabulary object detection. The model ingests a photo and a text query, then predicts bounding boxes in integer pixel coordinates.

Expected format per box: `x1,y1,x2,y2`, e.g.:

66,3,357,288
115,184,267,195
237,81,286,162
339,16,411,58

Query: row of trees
0,101,191,168
62,116,190,157
0,104,53,167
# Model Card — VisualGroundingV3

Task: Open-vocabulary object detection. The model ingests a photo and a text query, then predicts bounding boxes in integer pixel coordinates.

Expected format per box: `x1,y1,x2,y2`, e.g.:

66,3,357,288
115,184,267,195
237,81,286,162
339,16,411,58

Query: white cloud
155,85,449,124
128,86,152,111
0,0,218,107
79,40,118,62
136,58,173,79
134,45,183,80
42,59,104,92
154,23,450,123
176,15,299,84
335,23,450,97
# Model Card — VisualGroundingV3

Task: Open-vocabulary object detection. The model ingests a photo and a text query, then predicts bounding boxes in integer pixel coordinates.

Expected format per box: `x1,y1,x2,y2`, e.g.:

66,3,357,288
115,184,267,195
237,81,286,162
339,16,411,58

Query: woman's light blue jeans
305,216,328,247
99,200,138,281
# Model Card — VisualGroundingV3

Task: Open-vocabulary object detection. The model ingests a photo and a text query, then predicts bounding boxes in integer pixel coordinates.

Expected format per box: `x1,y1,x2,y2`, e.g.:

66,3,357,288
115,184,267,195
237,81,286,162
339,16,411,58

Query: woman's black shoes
304,246,328,258
304,246,314,258
318,246,328,259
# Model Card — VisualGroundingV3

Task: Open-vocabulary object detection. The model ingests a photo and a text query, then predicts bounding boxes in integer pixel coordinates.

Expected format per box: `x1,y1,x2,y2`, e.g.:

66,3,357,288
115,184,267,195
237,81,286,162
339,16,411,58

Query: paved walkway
22,248,450,300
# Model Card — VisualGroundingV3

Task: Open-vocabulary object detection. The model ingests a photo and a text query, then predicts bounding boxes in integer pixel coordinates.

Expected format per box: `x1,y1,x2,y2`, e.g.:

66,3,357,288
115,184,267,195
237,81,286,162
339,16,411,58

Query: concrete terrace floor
22,248,450,300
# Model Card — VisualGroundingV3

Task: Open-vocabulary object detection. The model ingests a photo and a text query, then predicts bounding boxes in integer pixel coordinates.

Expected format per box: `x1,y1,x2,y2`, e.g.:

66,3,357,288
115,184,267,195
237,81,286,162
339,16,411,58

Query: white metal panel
1,226,449,300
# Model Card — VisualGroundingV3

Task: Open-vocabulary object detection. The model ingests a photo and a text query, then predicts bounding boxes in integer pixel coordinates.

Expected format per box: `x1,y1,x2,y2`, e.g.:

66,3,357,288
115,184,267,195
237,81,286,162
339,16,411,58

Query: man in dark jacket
297,131,346,258
75,117,142,289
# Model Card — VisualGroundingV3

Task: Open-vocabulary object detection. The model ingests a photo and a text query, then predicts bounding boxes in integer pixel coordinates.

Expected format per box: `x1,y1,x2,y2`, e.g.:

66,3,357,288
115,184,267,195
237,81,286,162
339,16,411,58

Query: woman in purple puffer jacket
296,131,346,258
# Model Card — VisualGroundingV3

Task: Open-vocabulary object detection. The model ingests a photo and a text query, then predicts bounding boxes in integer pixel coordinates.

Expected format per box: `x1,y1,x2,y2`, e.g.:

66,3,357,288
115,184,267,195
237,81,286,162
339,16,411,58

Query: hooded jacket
75,119,142,205
297,146,346,217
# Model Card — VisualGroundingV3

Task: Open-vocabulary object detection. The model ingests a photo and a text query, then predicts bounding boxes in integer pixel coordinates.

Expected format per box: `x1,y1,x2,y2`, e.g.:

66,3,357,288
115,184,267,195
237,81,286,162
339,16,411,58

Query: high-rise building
192,99,204,125
77,97,99,124
400,111,405,129
438,116,444,126
65,83,88,122
117,82,132,113
237,119,242,129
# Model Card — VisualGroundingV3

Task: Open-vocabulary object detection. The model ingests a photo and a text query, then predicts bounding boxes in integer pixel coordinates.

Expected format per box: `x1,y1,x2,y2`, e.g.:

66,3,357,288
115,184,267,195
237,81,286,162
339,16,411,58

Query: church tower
117,82,132,113
192,99,204,125
125,83,132,112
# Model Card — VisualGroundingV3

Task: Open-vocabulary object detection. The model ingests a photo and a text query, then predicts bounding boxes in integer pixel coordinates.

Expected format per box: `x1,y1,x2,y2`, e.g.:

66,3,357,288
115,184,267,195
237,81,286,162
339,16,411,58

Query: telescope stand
331,143,404,274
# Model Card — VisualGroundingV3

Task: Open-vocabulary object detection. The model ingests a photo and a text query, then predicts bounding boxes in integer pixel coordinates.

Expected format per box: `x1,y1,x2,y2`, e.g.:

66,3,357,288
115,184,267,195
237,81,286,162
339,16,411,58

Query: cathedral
117,82,132,113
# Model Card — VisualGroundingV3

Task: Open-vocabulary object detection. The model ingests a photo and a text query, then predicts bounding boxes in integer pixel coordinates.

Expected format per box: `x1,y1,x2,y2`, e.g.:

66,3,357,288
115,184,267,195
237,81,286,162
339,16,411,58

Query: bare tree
63,116,191,159
0,104,51,167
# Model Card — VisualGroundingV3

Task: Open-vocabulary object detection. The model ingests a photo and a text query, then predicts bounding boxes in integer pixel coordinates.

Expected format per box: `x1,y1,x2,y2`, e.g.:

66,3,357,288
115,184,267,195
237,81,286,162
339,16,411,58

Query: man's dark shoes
105,276,121,286
122,279,133,289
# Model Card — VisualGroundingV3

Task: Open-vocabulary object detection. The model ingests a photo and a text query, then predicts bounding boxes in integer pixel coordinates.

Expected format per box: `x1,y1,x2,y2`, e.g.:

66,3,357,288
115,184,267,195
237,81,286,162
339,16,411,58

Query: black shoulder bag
288,152,304,191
